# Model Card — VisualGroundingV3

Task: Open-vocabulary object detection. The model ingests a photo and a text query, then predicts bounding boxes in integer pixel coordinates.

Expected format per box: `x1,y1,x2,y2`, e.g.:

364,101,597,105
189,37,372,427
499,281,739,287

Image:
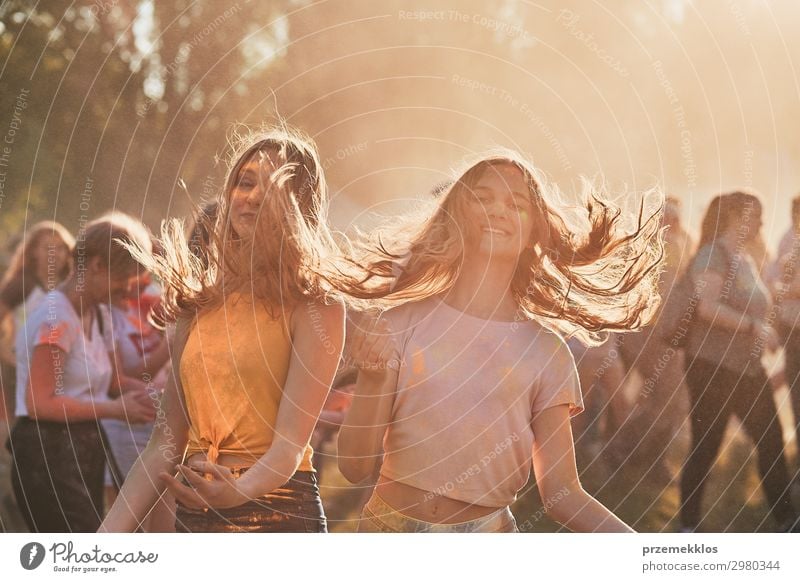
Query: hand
755,321,779,352
112,389,156,423
159,461,250,510
347,313,397,383
769,370,786,392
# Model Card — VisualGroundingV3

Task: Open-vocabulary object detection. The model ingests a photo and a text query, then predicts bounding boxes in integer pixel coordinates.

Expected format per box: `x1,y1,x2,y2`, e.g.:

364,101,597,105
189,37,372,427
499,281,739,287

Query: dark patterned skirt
175,470,327,533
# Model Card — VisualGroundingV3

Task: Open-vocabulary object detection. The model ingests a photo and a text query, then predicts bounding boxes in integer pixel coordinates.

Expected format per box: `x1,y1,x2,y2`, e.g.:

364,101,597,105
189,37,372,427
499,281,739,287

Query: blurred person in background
0,223,74,443
101,249,175,532
615,196,694,480
568,336,628,466
679,191,799,533
7,214,156,532
771,195,800,478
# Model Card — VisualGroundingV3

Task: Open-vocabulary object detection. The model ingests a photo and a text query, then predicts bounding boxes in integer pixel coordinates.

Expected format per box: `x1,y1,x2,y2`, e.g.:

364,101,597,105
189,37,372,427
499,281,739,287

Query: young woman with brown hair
9,214,155,532
679,191,799,532
338,150,664,532
0,222,74,434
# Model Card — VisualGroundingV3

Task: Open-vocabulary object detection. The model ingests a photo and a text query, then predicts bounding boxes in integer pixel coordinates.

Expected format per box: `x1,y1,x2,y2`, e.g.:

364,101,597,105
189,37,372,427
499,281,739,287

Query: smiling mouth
481,226,511,236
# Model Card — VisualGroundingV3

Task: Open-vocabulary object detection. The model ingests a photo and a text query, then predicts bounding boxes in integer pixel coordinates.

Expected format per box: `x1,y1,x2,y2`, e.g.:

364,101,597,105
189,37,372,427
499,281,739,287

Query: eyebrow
237,168,258,179
473,186,531,204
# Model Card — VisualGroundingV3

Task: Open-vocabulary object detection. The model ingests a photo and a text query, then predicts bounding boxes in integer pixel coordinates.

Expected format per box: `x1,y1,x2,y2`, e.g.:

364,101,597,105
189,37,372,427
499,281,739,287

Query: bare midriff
185,451,255,472
375,475,500,523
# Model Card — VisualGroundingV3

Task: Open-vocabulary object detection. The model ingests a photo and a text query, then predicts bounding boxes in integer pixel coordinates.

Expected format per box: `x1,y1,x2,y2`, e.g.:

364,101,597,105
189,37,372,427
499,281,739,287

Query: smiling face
464,162,535,262
228,149,282,240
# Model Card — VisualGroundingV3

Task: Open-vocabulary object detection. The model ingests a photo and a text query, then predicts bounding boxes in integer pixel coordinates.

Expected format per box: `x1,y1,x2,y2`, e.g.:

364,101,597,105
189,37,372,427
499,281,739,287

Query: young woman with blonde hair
101,127,346,533
338,150,664,533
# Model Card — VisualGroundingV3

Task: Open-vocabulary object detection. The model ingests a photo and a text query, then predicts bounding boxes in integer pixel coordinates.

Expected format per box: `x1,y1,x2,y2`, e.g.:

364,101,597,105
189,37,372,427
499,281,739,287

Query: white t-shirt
15,290,113,417
13,285,47,335
379,296,584,508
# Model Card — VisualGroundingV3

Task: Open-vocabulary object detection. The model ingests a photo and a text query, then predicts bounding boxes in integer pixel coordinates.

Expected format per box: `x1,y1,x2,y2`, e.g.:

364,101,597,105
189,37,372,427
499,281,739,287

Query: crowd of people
0,125,798,533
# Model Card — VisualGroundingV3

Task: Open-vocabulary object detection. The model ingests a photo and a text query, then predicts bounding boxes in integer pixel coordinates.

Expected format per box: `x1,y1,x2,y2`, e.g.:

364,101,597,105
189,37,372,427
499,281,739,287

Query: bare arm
531,404,634,532
98,318,192,532
338,371,398,484
25,345,151,423
237,301,345,498
337,316,398,484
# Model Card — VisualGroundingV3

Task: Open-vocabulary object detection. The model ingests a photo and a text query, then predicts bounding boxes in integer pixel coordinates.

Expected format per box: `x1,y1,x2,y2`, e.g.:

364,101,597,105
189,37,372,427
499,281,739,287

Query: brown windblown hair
132,126,345,325
340,149,666,345
698,190,761,249
0,221,75,308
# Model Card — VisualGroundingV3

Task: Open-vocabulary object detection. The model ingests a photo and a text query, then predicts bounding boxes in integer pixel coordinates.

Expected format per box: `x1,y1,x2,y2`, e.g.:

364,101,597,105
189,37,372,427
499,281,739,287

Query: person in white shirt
8,214,155,532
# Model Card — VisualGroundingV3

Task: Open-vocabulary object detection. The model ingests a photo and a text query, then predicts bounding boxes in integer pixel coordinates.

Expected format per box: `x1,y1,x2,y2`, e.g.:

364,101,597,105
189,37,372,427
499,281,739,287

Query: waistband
362,492,516,533
178,465,318,488
175,470,321,516
14,416,102,429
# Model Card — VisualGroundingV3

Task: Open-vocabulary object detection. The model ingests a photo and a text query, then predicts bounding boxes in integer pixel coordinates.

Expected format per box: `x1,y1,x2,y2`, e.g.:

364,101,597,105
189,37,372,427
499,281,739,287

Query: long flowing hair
698,190,761,248
134,126,346,324
341,149,665,345
1,221,75,307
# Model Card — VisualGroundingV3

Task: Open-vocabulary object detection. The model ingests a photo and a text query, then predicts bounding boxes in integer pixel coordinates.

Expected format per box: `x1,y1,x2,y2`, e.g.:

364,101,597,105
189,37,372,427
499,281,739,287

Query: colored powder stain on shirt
40,320,70,346
381,296,584,508
411,349,426,377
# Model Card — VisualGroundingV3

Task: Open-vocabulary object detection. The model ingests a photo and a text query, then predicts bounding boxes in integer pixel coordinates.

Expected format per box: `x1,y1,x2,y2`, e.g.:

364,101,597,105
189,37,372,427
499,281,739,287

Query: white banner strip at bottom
1,533,798,581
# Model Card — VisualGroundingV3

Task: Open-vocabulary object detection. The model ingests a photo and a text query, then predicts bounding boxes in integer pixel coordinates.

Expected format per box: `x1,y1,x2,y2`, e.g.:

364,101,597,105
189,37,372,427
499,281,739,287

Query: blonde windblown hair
134,126,345,324
342,149,665,345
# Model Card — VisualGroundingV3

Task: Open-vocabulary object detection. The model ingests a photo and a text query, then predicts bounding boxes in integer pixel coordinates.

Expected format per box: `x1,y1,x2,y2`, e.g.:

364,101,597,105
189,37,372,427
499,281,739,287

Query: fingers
159,471,206,510
349,313,380,363
347,319,368,361
379,337,400,371
187,461,233,482
117,393,156,423
364,337,390,369
178,463,206,483
357,317,393,368
128,397,156,423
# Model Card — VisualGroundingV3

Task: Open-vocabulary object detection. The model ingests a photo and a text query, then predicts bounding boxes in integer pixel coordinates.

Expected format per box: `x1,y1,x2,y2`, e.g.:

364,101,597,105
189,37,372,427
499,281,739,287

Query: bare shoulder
290,297,346,334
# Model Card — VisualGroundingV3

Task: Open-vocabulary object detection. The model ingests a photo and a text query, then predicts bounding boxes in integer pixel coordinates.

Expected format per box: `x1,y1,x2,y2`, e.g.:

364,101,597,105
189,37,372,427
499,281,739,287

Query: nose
244,183,265,207
486,198,509,220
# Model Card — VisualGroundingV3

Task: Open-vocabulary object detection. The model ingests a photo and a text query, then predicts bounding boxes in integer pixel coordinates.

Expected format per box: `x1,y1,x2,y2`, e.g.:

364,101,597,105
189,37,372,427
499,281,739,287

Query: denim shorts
357,492,518,533
175,470,327,533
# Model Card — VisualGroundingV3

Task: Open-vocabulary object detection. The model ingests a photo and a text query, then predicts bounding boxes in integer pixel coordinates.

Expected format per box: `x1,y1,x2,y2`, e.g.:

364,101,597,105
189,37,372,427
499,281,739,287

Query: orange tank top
180,292,314,471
